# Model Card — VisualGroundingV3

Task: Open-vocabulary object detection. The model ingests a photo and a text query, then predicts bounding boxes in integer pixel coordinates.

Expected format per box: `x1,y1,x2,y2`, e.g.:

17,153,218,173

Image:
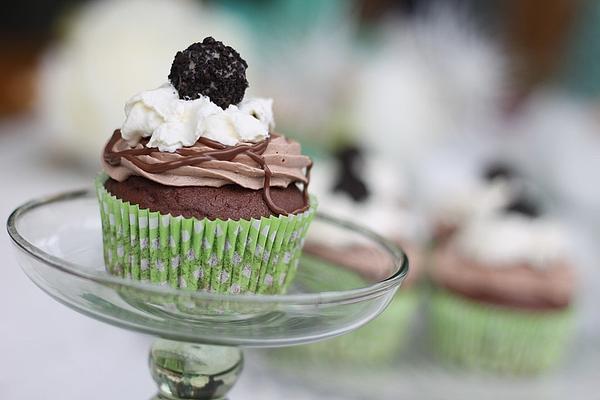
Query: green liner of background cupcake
427,186,577,374
429,289,573,374
273,291,419,366
267,248,421,366
97,174,316,295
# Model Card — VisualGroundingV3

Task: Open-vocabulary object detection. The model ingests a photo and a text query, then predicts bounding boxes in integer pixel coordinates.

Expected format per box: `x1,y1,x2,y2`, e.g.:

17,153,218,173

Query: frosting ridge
103,130,311,191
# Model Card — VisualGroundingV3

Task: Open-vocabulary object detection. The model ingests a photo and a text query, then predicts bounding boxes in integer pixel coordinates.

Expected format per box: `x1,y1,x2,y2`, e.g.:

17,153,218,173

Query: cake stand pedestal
7,190,408,399
149,340,243,400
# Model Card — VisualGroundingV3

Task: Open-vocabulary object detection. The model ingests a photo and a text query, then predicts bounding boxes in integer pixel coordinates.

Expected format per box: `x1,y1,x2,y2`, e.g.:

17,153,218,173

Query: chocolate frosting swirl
432,243,575,310
102,130,312,214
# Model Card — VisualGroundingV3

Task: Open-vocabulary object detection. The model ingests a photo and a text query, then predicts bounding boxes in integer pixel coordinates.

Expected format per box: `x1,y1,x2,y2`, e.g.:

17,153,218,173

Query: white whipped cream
455,214,569,269
121,83,274,151
435,179,513,226
307,158,427,246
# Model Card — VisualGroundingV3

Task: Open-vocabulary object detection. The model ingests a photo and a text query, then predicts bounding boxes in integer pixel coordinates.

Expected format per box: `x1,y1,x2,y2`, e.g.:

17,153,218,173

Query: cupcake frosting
434,179,513,227
454,214,569,269
103,131,310,190
121,83,274,151
103,85,311,191
432,243,575,309
307,157,426,246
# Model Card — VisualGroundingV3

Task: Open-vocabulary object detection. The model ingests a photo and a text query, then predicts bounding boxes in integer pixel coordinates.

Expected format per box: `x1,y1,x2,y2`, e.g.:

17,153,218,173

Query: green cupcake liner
429,289,574,374
268,250,419,365
96,174,316,294
272,290,419,365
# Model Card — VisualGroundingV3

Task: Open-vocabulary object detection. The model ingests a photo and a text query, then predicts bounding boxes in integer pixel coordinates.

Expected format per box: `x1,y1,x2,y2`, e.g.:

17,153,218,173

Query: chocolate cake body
105,176,306,220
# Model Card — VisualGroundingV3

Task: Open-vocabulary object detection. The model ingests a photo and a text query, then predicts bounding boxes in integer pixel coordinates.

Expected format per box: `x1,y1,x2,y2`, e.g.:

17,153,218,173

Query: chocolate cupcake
429,196,576,374
272,146,425,364
97,38,316,294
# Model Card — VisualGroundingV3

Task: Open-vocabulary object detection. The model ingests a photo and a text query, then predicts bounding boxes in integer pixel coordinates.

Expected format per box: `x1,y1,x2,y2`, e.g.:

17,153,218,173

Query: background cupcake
428,189,576,374
271,143,426,364
98,38,316,295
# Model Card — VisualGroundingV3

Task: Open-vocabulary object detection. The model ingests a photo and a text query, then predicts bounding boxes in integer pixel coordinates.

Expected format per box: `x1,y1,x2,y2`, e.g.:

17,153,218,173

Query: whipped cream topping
436,179,513,227
307,158,427,246
454,214,569,269
121,83,274,152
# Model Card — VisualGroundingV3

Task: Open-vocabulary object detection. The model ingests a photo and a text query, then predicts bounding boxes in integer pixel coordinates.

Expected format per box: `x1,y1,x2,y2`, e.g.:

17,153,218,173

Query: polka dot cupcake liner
96,174,316,294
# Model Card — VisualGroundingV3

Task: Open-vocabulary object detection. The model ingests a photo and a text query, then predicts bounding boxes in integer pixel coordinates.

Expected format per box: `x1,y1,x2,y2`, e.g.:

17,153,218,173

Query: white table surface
2,116,599,399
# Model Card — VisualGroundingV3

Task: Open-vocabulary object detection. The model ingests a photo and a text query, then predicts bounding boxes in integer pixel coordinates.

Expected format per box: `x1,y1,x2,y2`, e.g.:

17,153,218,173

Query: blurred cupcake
429,193,576,374
273,144,426,364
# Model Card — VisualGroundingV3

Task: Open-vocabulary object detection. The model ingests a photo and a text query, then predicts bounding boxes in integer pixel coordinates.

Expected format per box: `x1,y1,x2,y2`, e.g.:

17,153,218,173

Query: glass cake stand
7,189,408,400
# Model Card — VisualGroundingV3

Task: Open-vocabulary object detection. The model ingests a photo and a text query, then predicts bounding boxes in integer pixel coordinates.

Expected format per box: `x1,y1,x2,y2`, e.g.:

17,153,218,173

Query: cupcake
429,193,576,374
273,144,426,364
98,37,316,294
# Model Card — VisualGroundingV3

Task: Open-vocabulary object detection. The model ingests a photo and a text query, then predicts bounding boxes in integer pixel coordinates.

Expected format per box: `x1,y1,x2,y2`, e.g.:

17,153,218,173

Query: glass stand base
149,340,244,400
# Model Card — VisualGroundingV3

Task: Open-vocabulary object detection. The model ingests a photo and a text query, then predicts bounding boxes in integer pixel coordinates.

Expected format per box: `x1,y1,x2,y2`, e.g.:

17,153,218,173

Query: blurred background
2,0,600,399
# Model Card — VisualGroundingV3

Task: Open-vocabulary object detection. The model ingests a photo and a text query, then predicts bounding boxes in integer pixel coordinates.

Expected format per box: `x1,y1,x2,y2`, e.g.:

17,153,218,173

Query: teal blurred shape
215,0,353,45
561,0,600,98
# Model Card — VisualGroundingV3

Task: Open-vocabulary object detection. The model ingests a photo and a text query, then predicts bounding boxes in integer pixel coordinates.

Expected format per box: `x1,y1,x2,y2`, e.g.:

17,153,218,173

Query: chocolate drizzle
103,130,311,215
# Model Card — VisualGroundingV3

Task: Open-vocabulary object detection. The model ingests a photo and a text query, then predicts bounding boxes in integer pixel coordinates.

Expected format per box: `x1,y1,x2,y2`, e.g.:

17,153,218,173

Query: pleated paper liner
429,289,574,374
269,252,419,365
96,174,316,295
272,291,418,365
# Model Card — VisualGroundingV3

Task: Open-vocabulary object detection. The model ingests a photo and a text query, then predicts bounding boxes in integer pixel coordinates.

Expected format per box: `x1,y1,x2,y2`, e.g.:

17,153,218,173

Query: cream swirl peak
121,83,274,152
454,214,569,270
